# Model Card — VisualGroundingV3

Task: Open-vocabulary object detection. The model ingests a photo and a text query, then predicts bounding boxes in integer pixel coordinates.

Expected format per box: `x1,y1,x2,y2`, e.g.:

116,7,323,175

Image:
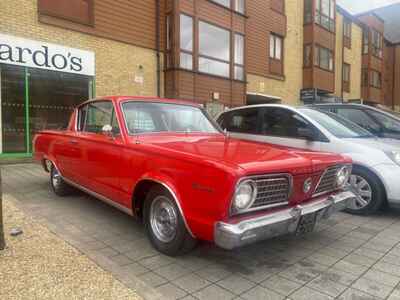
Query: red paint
34,96,352,242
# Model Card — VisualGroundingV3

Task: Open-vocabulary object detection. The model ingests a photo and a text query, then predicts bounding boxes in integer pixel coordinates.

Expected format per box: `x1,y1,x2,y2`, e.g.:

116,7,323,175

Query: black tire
144,186,197,256
50,166,73,197
345,166,386,215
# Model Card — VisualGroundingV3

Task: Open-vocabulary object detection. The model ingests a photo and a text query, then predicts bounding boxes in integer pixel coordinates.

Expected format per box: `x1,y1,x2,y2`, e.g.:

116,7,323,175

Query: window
371,30,383,58
314,46,333,71
221,109,259,134
199,21,230,77
166,15,173,68
38,0,94,25
211,0,230,8
304,0,313,24
180,14,193,70
315,0,335,32
363,29,369,54
368,110,400,134
343,63,350,83
362,68,369,87
300,109,374,139
335,108,381,134
343,19,352,39
304,45,312,67
343,63,350,92
370,70,382,88
122,102,219,134
82,101,119,134
269,34,283,60
235,0,245,14
261,108,312,139
234,34,244,80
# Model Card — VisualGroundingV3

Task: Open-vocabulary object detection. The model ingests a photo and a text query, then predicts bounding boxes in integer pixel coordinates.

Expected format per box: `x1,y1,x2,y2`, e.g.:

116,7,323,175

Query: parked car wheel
345,166,386,215
50,166,73,196
144,186,197,256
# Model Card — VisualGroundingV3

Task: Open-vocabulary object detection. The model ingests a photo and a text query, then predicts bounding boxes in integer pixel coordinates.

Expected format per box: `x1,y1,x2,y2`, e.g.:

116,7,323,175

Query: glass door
28,69,90,151
0,64,28,154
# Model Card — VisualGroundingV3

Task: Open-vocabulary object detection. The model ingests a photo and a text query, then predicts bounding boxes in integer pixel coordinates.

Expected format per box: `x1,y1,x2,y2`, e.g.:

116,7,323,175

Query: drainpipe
156,0,161,97
392,46,396,110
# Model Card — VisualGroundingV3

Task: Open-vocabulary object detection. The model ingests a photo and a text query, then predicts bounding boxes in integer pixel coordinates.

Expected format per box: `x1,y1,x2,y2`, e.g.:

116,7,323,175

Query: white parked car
217,105,400,215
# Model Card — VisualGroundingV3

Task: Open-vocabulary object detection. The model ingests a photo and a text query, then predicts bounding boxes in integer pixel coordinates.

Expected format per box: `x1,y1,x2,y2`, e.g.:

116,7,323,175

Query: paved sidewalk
0,194,141,300
2,163,400,300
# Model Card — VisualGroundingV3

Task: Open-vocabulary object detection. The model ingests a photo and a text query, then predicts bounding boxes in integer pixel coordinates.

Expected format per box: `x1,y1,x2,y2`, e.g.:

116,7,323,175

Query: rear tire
50,166,73,197
144,186,197,256
345,166,386,215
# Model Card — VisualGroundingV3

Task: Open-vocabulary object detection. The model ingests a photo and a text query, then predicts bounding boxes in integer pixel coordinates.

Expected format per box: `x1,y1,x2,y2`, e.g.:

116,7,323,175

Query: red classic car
33,96,355,256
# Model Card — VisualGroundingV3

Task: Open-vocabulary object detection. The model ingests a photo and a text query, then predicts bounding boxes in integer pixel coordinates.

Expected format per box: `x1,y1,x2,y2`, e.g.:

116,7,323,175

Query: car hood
345,137,400,152
129,133,347,175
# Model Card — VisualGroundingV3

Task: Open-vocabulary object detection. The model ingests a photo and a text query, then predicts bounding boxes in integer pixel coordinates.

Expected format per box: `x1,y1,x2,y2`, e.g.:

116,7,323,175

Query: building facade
0,0,398,158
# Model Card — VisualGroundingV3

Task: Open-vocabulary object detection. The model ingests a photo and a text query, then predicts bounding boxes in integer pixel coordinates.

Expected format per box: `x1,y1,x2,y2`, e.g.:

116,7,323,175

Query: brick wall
0,0,163,98
247,0,304,105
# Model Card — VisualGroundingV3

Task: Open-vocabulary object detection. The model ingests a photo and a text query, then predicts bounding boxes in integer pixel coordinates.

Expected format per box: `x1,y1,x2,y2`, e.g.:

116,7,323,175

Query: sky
337,0,400,13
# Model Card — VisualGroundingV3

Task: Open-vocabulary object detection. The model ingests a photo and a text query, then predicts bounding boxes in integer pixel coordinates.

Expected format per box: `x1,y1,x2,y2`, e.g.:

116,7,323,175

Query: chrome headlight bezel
231,180,258,214
336,165,352,188
385,150,400,166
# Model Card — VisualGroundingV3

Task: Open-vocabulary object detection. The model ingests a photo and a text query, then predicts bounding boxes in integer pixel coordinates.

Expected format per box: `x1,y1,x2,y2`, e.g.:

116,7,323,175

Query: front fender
135,172,195,238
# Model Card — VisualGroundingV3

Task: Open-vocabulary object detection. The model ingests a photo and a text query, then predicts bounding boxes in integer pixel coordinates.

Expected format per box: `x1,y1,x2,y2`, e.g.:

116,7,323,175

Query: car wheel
144,186,197,256
50,166,73,196
345,166,386,215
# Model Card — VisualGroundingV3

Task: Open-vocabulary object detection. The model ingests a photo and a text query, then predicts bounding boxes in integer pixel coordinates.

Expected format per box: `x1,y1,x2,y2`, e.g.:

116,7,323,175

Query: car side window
261,108,311,139
78,101,120,134
336,108,381,134
223,109,260,134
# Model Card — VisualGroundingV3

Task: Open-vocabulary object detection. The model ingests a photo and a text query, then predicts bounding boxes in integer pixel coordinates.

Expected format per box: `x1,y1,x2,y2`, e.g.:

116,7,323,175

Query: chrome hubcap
348,175,373,210
150,196,178,243
52,168,62,189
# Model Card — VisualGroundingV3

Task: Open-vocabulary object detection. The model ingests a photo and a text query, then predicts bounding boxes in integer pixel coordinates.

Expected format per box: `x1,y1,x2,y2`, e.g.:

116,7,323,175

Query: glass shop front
0,34,95,157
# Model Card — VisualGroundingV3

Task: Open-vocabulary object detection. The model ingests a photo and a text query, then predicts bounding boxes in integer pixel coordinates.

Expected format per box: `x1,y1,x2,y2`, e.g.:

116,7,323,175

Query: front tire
144,186,197,256
50,166,73,196
345,166,386,215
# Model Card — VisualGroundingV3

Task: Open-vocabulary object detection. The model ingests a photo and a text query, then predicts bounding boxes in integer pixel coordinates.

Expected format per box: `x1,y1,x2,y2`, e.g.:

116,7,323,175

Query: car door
78,100,125,203
221,107,323,152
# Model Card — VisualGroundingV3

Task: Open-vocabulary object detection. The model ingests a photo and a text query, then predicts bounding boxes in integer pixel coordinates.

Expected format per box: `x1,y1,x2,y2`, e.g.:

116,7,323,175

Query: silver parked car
312,104,400,140
217,105,400,215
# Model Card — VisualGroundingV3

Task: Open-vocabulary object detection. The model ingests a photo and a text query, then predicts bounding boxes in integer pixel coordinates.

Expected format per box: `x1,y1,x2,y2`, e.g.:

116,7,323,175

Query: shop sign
0,33,95,76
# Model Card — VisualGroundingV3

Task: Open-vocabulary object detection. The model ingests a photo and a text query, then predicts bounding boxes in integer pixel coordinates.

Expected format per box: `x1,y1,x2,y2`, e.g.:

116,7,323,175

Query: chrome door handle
69,139,79,145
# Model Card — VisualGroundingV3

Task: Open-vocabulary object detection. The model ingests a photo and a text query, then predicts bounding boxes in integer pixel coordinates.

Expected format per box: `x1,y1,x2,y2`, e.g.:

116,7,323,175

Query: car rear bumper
214,190,355,250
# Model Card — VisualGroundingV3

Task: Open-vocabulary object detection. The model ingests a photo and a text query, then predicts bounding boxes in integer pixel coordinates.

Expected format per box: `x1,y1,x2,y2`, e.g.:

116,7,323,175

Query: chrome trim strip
63,177,134,216
231,173,293,216
141,178,195,238
47,159,133,216
313,164,352,197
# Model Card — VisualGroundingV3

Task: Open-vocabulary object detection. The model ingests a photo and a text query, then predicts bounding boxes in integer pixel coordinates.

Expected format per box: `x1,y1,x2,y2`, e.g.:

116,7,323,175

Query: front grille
314,165,341,196
250,175,291,209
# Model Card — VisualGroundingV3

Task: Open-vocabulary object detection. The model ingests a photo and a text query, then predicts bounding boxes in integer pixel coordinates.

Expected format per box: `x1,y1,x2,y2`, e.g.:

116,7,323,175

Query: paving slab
3,163,400,300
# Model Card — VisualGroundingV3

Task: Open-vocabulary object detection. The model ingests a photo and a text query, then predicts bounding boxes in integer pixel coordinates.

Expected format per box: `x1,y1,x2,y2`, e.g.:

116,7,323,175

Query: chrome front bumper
214,190,355,250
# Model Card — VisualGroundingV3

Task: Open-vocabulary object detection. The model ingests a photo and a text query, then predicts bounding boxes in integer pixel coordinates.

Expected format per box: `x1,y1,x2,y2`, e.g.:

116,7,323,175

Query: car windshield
368,109,400,133
122,101,220,134
299,108,375,139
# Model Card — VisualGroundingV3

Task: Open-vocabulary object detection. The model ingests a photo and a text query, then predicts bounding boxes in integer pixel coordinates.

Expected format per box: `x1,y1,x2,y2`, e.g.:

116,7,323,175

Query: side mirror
297,127,316,141
101,124,114,137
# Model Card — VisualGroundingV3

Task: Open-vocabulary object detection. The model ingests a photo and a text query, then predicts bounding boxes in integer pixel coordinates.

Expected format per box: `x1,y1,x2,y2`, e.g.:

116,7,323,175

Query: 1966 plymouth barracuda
33,96,355,256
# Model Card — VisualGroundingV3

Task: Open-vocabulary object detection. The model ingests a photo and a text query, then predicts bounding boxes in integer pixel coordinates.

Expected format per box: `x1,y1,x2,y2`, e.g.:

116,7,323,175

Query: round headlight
336,166,351,188
232,180,257,212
